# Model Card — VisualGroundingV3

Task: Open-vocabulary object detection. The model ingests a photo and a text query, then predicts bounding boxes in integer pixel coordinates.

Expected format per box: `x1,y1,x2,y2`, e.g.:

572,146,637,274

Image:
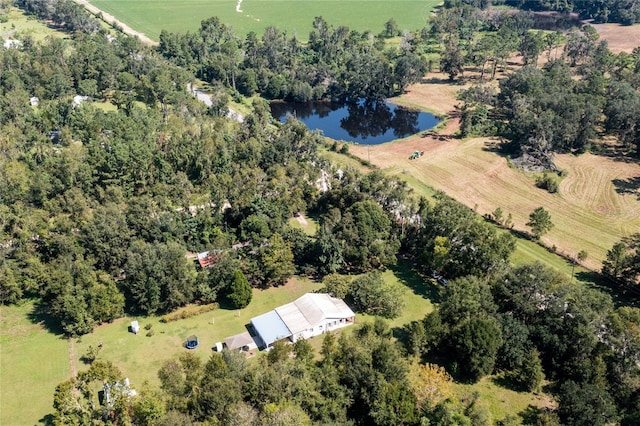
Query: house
103,378,136,407
196,250,221,268
250,293,355,349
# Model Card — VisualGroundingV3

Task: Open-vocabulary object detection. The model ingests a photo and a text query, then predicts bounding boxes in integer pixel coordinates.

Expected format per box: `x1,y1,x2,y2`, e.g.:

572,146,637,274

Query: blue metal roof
251,310,291,348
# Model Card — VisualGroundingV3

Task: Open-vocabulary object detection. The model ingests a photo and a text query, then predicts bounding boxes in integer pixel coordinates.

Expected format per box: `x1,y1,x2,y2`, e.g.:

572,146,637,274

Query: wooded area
1,0,640,424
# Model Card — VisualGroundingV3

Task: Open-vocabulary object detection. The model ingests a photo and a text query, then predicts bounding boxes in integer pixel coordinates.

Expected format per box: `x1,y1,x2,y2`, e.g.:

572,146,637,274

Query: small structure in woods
103,378,136,407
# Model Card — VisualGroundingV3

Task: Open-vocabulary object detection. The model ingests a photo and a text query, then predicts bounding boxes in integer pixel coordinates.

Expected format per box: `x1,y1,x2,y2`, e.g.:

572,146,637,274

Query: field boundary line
72,0,158,46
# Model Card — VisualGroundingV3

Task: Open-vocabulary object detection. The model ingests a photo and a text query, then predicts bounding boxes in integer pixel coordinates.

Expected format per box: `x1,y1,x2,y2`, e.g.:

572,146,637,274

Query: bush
160,303,218,323
144,323,153,330
339,143,349,154
80,345,101,364
536,172,559,193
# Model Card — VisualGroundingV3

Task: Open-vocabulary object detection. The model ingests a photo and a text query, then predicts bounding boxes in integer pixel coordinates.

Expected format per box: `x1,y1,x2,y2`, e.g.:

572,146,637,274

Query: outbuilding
130,321,140,334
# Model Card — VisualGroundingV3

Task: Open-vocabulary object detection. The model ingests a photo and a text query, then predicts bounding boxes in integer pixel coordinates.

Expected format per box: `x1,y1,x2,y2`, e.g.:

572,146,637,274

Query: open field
1,303,70,426
453,376,555,423
3,260,556,424
0,6,67,41
86,0,441,41
592,23,640,54
349,75,640,272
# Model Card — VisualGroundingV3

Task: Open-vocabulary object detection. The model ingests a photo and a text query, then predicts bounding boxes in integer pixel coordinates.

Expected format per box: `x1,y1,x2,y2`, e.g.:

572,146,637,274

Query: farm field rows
86,0,440,40
349,76,640,272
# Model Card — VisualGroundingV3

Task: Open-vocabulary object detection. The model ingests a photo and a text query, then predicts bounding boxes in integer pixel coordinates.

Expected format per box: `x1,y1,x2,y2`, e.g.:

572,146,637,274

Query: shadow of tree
578,270,640,309
389,257,442,304
39,413,55,426
612,176,640,199
27,302,65,336
491,373,522,392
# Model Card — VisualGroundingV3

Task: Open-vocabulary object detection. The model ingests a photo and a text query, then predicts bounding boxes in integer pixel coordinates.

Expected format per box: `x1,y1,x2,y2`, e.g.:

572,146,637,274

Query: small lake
270,99,440,145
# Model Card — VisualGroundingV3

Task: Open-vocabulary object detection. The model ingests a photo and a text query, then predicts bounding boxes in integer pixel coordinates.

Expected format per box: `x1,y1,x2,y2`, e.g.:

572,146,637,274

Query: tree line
157,16,428,102
451,0,640,25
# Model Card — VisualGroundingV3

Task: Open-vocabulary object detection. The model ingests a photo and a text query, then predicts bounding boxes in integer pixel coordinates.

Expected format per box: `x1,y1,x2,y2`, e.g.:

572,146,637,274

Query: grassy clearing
1,303,70,426
0,6,67,41
287,212,319,236
453,376,554,424
87,0,441,41
357,258,437,329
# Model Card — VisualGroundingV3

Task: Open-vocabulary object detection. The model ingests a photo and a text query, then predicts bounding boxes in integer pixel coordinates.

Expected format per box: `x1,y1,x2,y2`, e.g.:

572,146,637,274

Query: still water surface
270,100,439,145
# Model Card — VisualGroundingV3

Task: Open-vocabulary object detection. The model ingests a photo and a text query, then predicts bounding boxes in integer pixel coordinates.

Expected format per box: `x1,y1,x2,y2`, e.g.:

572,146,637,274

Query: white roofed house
249,293,355,350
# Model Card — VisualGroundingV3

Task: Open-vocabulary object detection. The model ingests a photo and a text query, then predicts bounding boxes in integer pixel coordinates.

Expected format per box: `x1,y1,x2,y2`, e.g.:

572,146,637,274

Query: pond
270,99,440,145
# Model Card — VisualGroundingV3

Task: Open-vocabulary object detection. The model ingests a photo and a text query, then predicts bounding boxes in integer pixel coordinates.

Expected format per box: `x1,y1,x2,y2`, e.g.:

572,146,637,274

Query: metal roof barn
250,310,291,348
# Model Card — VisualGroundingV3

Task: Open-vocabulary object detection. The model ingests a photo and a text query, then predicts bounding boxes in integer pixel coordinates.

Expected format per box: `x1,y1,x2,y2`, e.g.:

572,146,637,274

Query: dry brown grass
349,76,640,270
591,23,640,54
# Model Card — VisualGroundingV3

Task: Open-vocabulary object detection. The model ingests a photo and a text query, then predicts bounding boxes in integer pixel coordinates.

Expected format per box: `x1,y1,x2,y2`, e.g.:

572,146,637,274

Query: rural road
72,0,158,45
188,84,245,123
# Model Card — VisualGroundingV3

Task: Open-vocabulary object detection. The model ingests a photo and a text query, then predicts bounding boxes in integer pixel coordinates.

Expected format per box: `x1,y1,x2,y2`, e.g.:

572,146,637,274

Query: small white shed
130,321,140,334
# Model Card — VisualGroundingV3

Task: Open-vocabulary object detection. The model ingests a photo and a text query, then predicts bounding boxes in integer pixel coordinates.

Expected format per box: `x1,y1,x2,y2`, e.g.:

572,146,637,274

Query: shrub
160,303,218,323
536,172,559,193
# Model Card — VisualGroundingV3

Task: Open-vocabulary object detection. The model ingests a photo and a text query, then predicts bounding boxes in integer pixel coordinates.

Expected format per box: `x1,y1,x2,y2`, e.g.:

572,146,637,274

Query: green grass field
87,0,441,40
453,376,554,423
1,303,70,426
0,6,67,41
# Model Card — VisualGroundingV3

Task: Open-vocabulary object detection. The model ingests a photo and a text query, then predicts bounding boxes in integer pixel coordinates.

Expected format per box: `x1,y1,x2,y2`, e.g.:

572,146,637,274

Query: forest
1,0,640,424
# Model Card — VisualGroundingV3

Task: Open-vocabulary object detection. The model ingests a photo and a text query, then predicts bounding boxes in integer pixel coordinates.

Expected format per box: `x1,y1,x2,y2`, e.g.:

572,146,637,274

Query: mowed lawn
73,276,322,388
87,0,441,40
1,303,70,426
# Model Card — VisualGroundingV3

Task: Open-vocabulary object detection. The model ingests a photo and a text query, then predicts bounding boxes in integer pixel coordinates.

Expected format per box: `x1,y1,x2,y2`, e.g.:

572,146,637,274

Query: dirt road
72,0,158,45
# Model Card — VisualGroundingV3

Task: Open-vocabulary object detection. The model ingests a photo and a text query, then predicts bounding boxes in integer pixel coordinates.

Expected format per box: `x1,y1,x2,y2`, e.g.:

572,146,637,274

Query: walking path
72,0,158,45
68,338,77,378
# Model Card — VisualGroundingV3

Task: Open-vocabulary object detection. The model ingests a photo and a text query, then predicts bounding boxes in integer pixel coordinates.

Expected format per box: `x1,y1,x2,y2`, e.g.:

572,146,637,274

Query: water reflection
270,99,439,145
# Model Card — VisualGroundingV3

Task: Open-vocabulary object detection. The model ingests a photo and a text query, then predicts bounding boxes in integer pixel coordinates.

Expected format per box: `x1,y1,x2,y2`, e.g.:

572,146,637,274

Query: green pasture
1,303,70,426
0,6,67,41
357,259,436,329
87,0,441,41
